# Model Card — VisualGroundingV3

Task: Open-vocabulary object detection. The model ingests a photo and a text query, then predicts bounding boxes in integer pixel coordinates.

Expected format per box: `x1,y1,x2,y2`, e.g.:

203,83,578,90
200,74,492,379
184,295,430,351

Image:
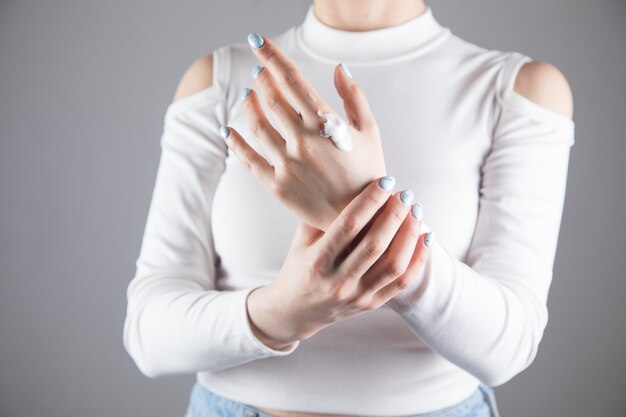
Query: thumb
333,62,377,132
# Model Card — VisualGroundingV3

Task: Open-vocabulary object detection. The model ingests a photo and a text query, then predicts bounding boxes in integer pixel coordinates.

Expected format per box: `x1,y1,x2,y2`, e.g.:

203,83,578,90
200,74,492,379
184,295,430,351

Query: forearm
386,237,548,387
123,276,300,377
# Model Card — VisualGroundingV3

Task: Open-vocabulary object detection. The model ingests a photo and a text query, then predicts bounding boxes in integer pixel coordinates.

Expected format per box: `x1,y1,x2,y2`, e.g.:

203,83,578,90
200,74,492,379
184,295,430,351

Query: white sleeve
122,47,300,378
385,52,576,387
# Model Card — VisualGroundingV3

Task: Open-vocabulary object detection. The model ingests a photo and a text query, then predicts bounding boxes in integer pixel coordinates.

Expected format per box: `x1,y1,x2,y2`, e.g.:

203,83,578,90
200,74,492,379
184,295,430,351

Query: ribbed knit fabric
123,4,575,415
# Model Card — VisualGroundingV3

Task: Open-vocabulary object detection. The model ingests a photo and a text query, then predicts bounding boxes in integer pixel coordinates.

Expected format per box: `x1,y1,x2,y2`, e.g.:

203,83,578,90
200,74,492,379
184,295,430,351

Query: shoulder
172,54,214,103
513,60,573,119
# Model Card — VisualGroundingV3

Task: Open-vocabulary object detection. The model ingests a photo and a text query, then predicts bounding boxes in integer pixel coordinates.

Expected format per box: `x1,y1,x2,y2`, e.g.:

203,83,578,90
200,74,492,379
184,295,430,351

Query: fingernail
219,126,230,139
252,65,264,79
411,203,423,220
247,32,265,49
424,231,435,247
241,87,252,100
340,62,352,79
378,175,396,192
400,189,414,206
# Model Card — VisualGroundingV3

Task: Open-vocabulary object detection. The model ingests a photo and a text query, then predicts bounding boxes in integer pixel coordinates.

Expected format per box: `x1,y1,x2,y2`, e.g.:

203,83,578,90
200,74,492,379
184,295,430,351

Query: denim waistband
184,381,500,417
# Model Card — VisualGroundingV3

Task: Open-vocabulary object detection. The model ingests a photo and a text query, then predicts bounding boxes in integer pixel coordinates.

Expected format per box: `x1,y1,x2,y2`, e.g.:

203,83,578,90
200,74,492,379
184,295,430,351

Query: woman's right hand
246,176,433,349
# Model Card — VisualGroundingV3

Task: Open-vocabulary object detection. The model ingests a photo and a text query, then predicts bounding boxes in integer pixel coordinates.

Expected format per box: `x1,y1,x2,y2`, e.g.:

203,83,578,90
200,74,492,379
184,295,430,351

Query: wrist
246,285,302,349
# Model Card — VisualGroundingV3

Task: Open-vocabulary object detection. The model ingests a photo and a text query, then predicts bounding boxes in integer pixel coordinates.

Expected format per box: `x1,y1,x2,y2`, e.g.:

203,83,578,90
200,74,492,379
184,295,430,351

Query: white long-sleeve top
123,4,576,415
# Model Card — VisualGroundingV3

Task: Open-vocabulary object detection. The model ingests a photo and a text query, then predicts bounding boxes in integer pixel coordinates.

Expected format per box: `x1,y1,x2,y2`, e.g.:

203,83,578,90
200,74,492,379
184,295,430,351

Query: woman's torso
200,5,518,416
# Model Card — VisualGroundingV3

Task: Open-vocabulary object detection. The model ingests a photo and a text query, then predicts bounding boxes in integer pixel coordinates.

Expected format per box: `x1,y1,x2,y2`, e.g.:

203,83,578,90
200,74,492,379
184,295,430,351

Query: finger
374,231,434,305
333,63,378,132
241,87,287,165
252,64,303,139
317,175,397,267
220,125,274,188
247,33,333,129
359,202,424,295
340,189,415,281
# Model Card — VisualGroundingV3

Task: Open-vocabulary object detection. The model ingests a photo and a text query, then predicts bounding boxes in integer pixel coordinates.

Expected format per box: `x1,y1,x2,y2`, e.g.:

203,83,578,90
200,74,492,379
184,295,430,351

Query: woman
123,0,575,416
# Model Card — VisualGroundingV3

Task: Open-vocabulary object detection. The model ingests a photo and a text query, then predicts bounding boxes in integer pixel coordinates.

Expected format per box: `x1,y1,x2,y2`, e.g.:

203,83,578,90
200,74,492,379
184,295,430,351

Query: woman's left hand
221,33,387,231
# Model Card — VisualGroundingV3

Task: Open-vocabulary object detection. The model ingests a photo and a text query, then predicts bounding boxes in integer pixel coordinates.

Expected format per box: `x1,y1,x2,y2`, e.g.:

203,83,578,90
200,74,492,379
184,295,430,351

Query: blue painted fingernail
219,126,230,139
400,189,414,206
252,65,264,79
378,175,395,192
411,202,423,220
340,62,352,79
424,231,435,247
247,33,264,49
241,87,252,100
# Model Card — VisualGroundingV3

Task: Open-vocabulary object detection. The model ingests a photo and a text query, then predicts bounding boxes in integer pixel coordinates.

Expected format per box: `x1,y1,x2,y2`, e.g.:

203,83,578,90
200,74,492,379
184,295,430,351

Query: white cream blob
317,109,353,151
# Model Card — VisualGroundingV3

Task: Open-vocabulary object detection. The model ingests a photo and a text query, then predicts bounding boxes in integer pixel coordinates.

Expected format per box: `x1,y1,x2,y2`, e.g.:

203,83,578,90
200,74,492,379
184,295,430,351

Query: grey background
1,0,624,416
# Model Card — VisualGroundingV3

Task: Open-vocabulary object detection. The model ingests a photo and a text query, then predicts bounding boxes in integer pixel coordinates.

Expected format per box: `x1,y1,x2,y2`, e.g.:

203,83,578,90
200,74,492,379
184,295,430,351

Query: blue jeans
183,381,501,417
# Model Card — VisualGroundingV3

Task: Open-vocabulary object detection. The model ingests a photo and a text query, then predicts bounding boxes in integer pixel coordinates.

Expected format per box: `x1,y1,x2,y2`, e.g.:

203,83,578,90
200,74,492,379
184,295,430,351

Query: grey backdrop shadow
0,0,624,416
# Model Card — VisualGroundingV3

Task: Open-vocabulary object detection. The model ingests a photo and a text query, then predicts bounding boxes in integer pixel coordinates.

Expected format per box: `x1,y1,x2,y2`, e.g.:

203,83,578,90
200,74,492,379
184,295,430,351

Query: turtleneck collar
295,3,451,65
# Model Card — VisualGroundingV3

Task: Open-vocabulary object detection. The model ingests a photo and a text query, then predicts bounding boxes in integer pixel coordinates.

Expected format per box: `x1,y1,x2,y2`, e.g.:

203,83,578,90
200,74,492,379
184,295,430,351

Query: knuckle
386,261,407,278
395,276,413,291
328,283,349,302
307,259,324,278
288,138,308,158
328,287,342,301
272,181,288,200
309,247,333,277
248,122,264,139
366,191,386,208
248,162,264,180
407,224,421,240
364,238,385,258
283,66,302,88
348,82,362,97
267,95,283,112
390,205,407,223
272,151,287,169
338,215,359,236
277,156,297,176
240,153,253,170
368,295,385,310
351,294,374,311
